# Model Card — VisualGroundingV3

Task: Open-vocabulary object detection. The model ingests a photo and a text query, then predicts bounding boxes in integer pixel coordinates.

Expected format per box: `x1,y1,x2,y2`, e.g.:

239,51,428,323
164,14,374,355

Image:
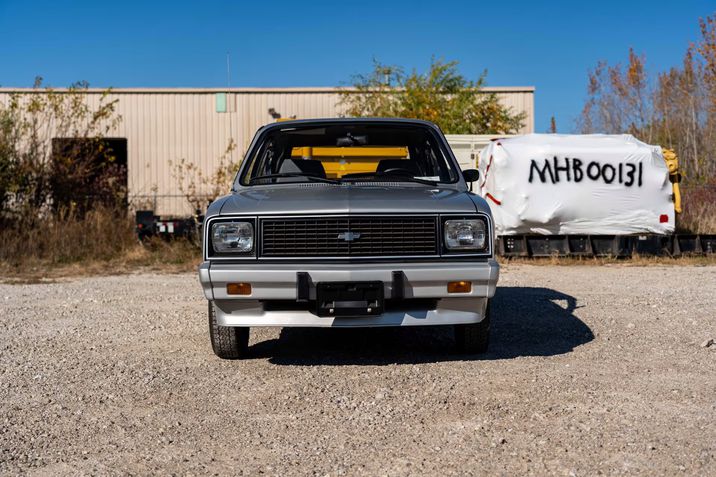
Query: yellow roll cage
290,146,409,179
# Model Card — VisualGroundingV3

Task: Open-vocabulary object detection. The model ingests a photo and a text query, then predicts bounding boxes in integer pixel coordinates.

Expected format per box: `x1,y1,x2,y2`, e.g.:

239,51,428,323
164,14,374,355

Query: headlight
212,221,254,253
444,219,487,251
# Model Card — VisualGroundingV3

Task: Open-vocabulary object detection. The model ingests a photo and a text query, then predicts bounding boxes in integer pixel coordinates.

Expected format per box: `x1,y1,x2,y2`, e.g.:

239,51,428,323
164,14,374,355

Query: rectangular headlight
212,221,254,253
444,219,487,251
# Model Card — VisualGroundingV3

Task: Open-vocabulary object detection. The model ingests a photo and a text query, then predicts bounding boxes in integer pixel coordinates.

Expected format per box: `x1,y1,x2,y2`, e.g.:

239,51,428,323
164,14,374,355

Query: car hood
218,185,479,216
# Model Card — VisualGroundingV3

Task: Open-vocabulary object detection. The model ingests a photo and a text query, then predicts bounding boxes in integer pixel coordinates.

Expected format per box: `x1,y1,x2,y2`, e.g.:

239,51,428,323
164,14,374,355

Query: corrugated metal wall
0,87,534,215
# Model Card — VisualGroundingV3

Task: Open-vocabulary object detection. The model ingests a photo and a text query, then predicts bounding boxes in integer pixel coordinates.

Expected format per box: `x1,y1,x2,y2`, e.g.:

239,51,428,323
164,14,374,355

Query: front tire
208,301,250,359
454,301,491,354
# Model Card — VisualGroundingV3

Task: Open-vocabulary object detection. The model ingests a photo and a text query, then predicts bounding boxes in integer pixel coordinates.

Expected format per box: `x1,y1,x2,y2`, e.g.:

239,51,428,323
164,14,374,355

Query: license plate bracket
315,281,384,317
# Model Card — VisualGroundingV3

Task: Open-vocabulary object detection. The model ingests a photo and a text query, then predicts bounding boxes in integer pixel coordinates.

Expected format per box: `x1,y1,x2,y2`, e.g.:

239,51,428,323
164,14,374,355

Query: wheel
208,301,250,359
454,301,491,354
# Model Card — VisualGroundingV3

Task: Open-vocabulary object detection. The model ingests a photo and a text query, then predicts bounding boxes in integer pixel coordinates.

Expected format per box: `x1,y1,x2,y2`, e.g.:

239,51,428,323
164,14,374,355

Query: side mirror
462,169,480,182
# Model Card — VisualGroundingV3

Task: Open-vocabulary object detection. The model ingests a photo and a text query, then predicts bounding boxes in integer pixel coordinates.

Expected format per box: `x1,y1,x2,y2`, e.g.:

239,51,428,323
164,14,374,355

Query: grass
500,255,716,267
0,239,201,284
2,241,714,285
0,208,201,283
1,204,715,285
1,207,137,265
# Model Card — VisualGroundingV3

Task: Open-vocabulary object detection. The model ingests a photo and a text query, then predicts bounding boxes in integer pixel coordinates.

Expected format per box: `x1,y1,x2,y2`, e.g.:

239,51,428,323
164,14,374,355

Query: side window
425,139,440,176
246,139,276,179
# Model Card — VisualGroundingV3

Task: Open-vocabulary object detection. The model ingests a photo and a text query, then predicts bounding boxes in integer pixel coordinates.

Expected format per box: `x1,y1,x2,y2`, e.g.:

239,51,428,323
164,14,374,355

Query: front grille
260,216,438,257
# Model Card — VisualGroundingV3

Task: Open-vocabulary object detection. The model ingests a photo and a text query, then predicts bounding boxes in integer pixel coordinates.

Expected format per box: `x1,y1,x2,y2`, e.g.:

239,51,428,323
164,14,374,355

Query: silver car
198,118,499,359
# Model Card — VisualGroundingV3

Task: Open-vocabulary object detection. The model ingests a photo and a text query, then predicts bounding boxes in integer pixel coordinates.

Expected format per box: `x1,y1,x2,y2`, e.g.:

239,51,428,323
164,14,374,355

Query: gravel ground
1,264,715,476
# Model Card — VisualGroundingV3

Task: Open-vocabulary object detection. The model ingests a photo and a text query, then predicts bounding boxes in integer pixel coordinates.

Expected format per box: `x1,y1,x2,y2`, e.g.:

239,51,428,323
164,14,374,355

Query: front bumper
199,259,499,327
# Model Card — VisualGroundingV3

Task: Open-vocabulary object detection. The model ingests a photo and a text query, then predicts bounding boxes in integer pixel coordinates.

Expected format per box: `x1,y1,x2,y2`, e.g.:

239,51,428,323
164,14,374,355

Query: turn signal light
447,281,472,293
227,283,252,295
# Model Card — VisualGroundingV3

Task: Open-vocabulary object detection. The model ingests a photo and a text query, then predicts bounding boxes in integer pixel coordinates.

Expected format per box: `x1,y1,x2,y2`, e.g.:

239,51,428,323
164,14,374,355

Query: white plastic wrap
477,134,674,235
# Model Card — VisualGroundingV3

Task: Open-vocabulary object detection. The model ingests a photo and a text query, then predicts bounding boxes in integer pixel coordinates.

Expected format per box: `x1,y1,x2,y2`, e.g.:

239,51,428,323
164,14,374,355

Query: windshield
238,123,460,186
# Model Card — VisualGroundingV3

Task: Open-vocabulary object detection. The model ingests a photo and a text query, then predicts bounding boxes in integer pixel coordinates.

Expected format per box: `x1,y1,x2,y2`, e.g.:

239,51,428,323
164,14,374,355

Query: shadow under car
240,286,592,366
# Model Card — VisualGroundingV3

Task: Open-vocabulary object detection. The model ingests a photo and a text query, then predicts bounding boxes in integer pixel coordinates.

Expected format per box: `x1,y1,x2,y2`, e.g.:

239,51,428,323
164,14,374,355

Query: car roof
259,117,442,133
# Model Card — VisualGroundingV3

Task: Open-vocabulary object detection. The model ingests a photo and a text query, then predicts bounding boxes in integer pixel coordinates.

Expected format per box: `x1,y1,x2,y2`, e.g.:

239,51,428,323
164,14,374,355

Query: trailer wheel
208,301,249,359
454,301,491,354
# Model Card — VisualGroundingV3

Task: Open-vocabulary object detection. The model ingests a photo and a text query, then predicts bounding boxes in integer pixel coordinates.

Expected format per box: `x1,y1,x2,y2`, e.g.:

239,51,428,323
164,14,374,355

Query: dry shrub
170,138,238,213
678,186,716,234
0,206,136,266
0,80,123,223
131,236,200,267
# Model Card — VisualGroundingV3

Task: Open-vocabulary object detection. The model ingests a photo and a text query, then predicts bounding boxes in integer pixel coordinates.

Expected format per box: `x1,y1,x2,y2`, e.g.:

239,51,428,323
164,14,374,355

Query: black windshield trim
248,173,340,185
341,172,439,186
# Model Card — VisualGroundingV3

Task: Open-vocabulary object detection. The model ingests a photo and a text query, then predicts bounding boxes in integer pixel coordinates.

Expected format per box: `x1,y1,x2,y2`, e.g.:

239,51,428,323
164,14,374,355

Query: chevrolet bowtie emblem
337,231,361,241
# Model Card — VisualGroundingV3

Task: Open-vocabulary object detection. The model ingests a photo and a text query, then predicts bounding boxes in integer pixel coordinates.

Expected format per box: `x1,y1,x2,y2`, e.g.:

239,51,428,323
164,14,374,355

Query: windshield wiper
341,172,439,186
249,173,339,185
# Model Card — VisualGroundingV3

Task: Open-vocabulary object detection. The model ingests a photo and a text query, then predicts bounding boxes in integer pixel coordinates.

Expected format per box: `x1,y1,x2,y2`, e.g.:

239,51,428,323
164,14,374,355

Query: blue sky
0,0,713,132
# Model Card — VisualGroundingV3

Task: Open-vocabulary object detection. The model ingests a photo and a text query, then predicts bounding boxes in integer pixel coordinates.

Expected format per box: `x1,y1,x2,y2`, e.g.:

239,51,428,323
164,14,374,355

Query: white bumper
199,259,499,327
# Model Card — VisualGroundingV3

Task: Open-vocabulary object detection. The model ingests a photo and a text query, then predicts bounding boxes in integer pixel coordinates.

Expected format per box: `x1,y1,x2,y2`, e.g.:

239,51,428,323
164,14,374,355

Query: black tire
208,301,250,359
454,301,491,354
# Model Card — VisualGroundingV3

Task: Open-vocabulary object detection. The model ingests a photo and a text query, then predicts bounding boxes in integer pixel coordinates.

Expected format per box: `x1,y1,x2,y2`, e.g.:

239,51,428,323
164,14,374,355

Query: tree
339,58,525,135
578,13,716,183
578,49,652,139
698,14,716,112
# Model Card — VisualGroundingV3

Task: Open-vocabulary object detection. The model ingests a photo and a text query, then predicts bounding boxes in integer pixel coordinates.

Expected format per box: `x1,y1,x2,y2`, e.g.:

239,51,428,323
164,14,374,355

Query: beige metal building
0,86,534,215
